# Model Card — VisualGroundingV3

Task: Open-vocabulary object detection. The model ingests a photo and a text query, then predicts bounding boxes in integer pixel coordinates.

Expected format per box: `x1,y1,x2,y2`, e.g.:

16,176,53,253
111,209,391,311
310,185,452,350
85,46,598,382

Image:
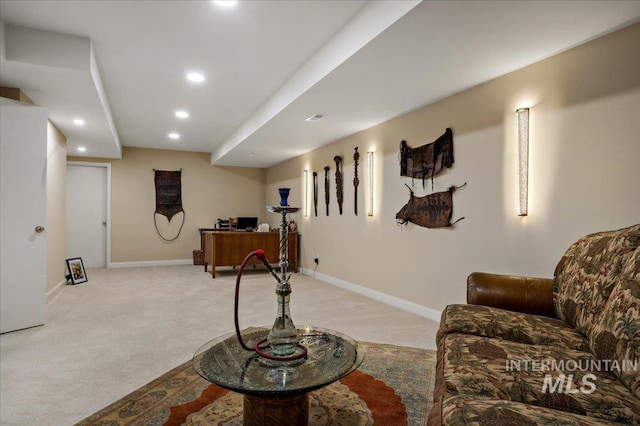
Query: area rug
75,341,435,425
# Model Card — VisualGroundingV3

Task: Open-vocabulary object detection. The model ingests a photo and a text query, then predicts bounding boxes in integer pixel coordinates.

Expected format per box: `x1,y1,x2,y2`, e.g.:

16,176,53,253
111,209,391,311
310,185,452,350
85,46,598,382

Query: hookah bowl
278,187,291,207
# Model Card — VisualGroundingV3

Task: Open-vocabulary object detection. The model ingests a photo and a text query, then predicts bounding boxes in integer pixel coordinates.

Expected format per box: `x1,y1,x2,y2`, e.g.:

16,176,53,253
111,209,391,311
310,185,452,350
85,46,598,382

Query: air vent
305,113,325,122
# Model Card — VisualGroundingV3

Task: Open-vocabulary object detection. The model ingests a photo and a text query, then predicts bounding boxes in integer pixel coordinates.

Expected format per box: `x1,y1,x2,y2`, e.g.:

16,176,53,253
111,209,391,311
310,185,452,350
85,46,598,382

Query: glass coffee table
193,326,364,425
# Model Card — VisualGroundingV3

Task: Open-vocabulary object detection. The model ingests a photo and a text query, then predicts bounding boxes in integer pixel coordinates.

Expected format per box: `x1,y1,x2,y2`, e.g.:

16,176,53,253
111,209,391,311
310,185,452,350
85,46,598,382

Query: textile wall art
397,128,466,229
399,128,454,189
154,169,185,241
396,183,466,228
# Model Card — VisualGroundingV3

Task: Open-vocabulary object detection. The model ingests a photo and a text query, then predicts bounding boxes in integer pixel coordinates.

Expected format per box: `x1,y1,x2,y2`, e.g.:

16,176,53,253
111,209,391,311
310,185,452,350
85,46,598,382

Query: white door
0,100,48,333
66,165,107,268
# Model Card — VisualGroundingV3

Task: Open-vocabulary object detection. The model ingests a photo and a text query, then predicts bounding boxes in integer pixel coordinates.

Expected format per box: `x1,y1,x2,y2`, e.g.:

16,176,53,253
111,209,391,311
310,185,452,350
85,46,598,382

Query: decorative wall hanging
313,171,318,217
353,147,360,215
154,169,185,241
334,155,343,215
396,183,466,228
324,166,330,216
399,128,454,189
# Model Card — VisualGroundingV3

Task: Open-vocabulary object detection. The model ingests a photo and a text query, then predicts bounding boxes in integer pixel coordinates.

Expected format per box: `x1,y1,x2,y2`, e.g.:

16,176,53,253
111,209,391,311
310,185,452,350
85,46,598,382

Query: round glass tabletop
193,326,363,398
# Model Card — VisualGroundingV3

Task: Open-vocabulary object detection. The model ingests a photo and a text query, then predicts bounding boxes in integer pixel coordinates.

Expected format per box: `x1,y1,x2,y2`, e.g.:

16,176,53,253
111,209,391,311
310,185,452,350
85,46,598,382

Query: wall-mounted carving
313,171,318,217
334,156,343,215
353,147,360,216
324,166,330,216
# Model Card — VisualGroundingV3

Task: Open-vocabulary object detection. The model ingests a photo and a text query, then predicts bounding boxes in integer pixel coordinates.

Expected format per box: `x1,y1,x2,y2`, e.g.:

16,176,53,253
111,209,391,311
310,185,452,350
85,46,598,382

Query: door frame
66,161,112,268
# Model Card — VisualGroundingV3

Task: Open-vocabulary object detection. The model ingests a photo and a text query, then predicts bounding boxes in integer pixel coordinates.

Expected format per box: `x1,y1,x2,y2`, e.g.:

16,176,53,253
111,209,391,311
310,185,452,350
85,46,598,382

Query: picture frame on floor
66,257,88,285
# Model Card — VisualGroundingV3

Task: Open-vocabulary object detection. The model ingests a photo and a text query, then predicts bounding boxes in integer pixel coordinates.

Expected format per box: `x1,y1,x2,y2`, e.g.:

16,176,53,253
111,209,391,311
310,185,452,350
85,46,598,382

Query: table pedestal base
243,393,309,426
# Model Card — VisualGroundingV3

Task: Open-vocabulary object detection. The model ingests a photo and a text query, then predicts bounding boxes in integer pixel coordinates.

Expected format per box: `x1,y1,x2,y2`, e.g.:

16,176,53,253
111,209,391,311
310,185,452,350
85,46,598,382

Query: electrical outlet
314,256,319,265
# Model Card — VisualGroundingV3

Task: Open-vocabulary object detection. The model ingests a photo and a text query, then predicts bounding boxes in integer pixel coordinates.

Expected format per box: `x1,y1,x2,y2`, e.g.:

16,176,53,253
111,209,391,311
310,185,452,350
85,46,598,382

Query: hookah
233,187,307,362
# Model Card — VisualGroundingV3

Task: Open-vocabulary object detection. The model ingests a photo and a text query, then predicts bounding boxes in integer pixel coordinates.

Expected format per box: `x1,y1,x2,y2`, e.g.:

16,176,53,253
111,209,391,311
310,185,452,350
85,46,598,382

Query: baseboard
300,267,442,322
46,278,67,304
109,259,193,268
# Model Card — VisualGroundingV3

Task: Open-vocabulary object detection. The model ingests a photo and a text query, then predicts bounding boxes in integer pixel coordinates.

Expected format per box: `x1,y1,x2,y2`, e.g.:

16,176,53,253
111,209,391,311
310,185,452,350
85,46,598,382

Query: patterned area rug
75,341,435,425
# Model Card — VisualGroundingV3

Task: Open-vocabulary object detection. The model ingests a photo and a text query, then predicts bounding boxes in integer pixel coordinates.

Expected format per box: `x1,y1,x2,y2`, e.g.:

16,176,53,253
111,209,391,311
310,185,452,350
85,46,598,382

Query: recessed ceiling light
305,113,325,122
175,110,189,119
73,118,85,126
168,133,180,140
212,1,237,7
77,146,87,152
186,72,205,83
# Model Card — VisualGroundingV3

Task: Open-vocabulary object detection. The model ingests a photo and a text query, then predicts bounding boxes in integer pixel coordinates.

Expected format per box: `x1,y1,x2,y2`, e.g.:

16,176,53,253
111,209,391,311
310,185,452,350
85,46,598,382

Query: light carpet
0,265,439,425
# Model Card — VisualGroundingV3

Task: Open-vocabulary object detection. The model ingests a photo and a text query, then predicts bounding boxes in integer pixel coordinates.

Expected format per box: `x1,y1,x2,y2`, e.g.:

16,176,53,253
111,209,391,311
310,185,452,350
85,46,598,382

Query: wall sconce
303,169,309,217
367,151,374,216
517,108,529,216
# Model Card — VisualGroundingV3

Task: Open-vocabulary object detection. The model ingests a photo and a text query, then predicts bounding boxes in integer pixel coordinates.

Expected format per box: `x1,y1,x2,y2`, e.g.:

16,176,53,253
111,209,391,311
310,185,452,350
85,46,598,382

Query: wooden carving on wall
154,169,185,241
353,147,360,216
313,171,318,217
334,155,343,215
324,166,330,216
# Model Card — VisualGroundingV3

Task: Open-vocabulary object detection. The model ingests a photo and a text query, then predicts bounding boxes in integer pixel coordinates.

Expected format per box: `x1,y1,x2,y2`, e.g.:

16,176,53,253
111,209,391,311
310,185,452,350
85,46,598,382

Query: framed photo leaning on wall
66,257,88,285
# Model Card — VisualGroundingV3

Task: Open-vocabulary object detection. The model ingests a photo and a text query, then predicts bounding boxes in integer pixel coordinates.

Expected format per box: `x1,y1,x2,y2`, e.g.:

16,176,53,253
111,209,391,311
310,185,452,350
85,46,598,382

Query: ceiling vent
305,113,325,122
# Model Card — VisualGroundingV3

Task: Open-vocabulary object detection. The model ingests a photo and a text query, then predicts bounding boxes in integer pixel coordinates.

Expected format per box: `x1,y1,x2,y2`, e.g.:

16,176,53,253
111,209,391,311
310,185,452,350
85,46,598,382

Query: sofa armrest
467,272,556,318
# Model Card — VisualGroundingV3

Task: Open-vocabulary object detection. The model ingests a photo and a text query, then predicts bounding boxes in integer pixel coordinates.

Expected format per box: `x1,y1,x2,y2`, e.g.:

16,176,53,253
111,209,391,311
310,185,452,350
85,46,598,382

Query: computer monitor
236,217,258,231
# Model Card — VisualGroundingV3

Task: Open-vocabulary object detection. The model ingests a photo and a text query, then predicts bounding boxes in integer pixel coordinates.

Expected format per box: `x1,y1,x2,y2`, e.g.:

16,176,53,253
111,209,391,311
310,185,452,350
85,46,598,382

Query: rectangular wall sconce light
517,108,529,216
367,151,374,216
303,169,309,217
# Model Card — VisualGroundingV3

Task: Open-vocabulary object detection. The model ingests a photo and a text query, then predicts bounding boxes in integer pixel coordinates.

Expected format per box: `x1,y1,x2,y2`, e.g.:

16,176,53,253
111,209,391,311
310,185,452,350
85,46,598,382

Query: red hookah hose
234,250,264,351
234,249,307,361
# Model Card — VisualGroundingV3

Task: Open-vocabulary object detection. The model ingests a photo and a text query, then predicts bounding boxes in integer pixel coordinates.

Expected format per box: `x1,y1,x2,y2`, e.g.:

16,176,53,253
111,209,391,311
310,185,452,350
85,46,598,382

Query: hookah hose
233,250,307,361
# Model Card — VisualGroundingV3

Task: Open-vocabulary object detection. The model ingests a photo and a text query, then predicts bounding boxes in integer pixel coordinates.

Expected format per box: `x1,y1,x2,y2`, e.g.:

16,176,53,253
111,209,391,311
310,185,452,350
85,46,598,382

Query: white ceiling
1,1,639,167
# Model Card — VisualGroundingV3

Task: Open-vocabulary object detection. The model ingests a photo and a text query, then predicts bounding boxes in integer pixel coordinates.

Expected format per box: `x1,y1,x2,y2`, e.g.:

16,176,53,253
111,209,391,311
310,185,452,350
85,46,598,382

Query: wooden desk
198,228,217,251
203,231,298,278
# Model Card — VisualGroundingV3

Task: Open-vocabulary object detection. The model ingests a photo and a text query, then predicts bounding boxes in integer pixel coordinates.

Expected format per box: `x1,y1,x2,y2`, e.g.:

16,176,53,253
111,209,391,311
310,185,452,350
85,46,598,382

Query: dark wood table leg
243,393,308,426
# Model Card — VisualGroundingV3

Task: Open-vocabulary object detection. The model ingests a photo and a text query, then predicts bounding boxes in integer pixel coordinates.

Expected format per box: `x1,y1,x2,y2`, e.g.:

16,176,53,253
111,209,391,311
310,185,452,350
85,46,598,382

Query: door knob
35,226,45,233
102,222,107,227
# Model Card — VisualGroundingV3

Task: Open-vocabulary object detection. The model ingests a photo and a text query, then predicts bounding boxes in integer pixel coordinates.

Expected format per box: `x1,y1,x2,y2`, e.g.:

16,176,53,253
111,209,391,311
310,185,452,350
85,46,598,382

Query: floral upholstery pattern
439,395,620,425
589,251,640,398
439,304,590,351
554,224,640,340
441,333,640,423
430,225,640,425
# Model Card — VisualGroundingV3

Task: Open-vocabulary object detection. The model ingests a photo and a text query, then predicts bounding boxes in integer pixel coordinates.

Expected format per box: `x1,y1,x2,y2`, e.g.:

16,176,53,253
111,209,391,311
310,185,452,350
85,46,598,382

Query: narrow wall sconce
303,169,309,217
517,108,529,216
367,151,374,216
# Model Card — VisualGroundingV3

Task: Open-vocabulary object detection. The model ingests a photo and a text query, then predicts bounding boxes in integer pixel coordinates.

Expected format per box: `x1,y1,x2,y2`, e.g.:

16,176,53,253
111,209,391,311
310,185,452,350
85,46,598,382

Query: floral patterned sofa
428,224,640,425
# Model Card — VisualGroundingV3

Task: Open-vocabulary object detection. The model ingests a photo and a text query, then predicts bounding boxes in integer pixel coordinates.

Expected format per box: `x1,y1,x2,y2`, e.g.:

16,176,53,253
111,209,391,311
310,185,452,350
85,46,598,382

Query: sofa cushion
589,250,640,398
554,224,640,340
436,395,620,425
438,304,590,351
441,333,640,423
